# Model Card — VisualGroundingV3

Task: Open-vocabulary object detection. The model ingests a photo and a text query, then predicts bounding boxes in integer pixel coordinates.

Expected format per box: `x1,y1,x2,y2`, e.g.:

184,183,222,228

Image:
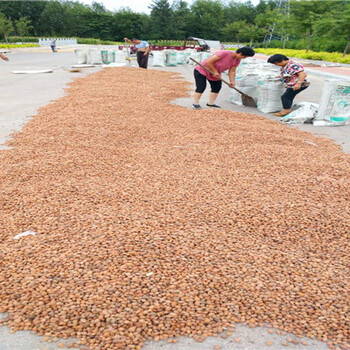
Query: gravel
0,67,349,350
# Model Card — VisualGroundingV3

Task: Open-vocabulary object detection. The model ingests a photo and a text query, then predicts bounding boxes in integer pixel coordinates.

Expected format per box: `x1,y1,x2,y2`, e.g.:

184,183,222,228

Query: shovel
190,58,257,108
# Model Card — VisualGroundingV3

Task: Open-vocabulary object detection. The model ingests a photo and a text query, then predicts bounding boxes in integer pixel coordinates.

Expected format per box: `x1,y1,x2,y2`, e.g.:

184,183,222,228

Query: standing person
124,37,150,69
267,54,310,116
192,47,255,110
0,52,9,62
50,38,57,53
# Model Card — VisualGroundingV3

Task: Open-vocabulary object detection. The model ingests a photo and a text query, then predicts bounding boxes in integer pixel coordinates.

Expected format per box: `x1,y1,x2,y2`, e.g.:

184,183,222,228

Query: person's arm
0,53,8,61
293,71,307,90
124,37,132,43
205,54,221,79
144,44,150,55
228,66,237,87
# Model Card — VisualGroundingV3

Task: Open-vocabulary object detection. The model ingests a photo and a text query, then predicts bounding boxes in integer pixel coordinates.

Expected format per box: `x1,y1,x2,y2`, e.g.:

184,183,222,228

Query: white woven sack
313,80,350,126
165,51,177,66
176,51,186,64
114,50,127,66
201,52,212,60
87,49,102,64
107,51,115,63
230,74,258,106
257,77,285,113
183,51,192,64
151,51,165,67
189,51,202,64
75,49,88,64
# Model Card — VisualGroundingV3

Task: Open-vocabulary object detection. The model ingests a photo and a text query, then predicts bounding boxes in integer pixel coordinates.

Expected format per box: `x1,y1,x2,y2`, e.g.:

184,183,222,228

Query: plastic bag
280,102,319,125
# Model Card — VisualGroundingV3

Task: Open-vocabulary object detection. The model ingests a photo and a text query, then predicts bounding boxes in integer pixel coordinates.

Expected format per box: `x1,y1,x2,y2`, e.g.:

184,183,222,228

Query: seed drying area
0,68,349,350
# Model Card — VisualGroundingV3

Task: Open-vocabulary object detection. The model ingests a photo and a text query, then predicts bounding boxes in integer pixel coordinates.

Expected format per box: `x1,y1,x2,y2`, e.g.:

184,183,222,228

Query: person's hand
212,72,220,79
143,52,148,56
124,37,128,41
229,80,235,87
293,82,302,91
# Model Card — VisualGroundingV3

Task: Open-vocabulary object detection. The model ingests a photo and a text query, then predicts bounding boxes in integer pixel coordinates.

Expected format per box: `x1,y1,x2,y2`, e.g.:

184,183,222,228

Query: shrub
76,38,123,45
254,48,350,64
6,36,38,43
0,43,40,48
148,40,185,46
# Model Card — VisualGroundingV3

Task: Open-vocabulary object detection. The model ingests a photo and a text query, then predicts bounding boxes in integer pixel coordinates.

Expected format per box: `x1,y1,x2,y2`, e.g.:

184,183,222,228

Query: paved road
0,47,348,350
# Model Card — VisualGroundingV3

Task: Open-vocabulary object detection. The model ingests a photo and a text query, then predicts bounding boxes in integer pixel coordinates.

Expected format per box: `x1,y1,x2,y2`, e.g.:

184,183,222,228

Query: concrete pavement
0,47,348,350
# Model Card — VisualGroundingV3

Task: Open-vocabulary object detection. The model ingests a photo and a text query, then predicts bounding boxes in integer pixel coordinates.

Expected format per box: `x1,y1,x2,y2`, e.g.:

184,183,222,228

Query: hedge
254,48,350,64
5,36,38,43
76,38,123,45
0,44,40,48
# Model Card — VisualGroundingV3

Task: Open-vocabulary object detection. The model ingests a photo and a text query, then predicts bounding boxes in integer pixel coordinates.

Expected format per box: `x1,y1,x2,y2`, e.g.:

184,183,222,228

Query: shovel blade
242,94,257,108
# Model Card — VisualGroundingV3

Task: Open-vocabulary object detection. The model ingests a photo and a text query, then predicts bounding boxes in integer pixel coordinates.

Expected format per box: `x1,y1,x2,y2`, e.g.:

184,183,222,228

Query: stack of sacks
184,49,196,64
189,51,202,64
230,60,283,113
176,51,186,64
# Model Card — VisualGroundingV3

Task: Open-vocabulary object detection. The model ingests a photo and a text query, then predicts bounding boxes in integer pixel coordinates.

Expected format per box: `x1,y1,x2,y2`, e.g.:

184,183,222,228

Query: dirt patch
0,67,349,350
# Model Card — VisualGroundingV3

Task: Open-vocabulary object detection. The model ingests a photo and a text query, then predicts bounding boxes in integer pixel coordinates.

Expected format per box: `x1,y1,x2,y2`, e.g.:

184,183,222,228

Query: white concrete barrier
39,38,77,47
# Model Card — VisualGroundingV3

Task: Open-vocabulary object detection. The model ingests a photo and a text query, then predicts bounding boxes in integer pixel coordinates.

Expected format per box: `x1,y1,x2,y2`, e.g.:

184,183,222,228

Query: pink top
195,50,241,81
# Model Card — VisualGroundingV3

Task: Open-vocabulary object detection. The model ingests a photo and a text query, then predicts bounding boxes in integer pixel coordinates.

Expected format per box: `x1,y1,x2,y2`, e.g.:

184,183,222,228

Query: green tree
112,9,149,41
170,0,191,39
290,0,333,52
0,1,46,36
149,0,173,39
272,9,297,49
15,16,33,43
255,7,277,47
190,0,225,39
39,1,68,36
224,1,255,24
91,1,107,14
239,23,264,46
314,2,350,56
221,20,247,43
0,12,14,43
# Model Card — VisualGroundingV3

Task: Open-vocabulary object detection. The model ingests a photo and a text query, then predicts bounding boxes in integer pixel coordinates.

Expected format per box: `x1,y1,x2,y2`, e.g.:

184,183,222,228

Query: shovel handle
190,58,246,96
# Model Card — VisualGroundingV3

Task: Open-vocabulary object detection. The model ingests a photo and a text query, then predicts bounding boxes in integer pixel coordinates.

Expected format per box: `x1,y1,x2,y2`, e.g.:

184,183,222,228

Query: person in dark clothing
192,47,255,109
50,39,57,53
268,54,310,116
124,37,150,69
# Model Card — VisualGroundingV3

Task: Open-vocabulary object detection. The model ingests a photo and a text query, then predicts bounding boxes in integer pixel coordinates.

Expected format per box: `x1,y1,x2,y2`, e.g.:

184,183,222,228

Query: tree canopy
0,0,349,54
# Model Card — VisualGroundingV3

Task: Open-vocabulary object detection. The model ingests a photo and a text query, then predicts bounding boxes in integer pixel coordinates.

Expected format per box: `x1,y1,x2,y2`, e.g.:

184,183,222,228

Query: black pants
281,86,308,109
137,51,149,69
194,69,222,93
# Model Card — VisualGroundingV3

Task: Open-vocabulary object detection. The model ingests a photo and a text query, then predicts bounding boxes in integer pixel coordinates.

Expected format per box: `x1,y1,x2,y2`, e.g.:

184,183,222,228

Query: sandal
273,111,290,116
